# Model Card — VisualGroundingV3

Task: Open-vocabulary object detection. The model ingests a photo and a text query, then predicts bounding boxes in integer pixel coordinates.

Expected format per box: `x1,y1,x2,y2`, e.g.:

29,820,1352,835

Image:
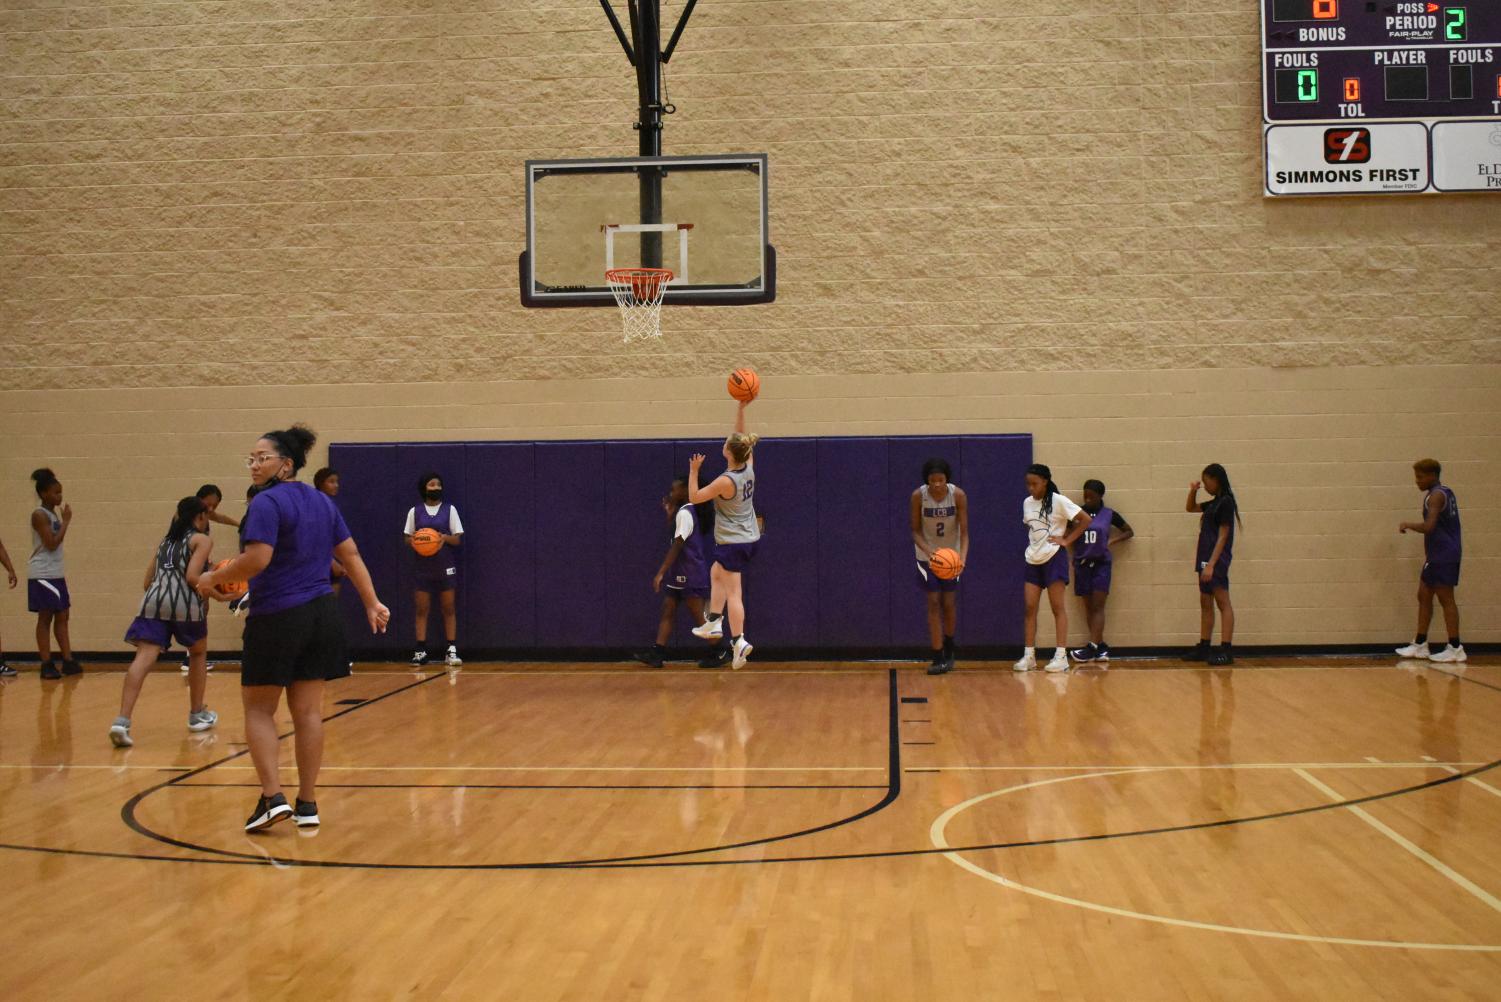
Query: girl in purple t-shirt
197,424,390,835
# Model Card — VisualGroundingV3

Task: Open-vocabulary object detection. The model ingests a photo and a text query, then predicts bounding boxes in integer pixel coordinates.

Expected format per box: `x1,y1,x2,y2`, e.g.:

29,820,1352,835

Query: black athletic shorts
241,593,350,688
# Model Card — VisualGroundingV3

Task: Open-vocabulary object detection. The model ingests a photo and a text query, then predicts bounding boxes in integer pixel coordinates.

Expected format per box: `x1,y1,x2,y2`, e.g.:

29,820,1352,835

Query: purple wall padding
329,434,1030,655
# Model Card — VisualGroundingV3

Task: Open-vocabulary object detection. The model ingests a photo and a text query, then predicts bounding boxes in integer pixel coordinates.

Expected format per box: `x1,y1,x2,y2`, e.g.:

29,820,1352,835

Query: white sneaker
692,618,724,640
109,721,133,748
1394,642,1430,659
445,645,462,667
187,708,219,732
1429,644,1467,664
181,660,215,674
732,636,753,669
1012,651,1036,672
1044,650,1070,673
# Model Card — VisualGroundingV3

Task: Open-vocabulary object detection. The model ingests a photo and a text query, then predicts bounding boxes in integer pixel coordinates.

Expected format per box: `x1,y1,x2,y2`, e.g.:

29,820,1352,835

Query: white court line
4,761,1483,773
1421,756,1501,801
930,768,1501,951
1294,769,1501,915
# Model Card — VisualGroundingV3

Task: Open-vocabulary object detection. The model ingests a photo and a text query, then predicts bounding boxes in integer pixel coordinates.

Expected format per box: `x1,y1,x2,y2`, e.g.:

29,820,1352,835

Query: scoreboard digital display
1261,2,1501,195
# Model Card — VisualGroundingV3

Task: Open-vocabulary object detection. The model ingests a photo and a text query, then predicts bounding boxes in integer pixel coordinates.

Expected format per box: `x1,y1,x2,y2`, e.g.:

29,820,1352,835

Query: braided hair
1027,463,1060,520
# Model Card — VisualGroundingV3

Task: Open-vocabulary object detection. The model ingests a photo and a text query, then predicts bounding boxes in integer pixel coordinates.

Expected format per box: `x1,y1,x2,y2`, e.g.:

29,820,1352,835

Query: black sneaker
293,799,320,828
40,660,62,680
0,662,15,678
1208,649,1234,666
410,649,429,667
1183,643,1210,662
1069,643,1097,663
632,648,666,669
1095,645,1110,663
61,659,84,676
926,654,951,676
698,647,732,669
245,793,292,833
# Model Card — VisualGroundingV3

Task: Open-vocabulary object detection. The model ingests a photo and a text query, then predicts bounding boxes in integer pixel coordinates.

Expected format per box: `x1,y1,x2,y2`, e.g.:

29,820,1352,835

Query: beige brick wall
1,2,1497,653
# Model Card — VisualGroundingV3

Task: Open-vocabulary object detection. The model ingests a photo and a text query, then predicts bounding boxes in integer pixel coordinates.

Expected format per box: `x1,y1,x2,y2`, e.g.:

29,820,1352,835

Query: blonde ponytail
725,432,759,465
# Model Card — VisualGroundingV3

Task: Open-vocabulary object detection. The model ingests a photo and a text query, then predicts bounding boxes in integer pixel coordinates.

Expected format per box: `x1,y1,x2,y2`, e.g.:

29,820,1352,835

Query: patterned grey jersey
138,532,208,622
714,464,760,544
28,505,65,580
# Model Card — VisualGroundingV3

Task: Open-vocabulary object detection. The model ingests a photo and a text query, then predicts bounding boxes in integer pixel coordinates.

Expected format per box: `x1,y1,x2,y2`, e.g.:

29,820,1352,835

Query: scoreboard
1261,1,1501,195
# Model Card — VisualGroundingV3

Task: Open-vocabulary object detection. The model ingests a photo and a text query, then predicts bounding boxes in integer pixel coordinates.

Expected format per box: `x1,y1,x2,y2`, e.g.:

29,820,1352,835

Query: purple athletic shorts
1023,549,1071,588
1421,561,1460,588
1196,559,1231,595
916,560,959,594
1073,559,1112,596
27,577,70,612
125,616,208,650
666,584,710,601
713,541,758,573
415,567,458,594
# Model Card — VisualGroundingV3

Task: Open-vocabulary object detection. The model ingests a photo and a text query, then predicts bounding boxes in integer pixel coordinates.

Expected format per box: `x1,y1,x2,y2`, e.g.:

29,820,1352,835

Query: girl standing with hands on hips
1017,463,1092,674
1186,463,1241,666
689,399,760,670
197,425,389,833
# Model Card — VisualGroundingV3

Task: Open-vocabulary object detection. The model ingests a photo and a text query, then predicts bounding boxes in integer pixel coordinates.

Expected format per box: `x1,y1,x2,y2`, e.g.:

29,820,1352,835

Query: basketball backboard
519,153,774,307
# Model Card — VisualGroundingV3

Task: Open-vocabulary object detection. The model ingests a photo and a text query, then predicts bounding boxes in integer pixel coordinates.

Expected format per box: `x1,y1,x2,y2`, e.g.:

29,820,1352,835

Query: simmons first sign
1264,122,1429,194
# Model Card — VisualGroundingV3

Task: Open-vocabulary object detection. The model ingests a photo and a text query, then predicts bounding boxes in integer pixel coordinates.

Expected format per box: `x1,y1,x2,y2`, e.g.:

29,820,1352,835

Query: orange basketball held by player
930,548,963,581
213,558,248,596
727,367,760,403
410,527,443,557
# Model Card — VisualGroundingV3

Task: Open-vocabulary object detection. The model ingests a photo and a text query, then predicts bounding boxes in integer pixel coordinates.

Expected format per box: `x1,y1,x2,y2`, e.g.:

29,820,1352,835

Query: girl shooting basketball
197,425,389,833
1186,463,1241,666
109,497,219,747
689,399,760,670
911,458,968,674
29,468,81,679
1017,463,1092,673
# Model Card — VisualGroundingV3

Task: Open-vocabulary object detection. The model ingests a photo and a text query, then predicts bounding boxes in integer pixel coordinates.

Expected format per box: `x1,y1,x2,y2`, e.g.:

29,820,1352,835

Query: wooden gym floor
3,656,1501,1000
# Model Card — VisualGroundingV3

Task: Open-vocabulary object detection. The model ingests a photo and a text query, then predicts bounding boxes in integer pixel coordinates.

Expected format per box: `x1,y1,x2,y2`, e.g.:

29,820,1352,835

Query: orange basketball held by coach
212,558,248,596
727,367,760,403
929,547,963,580
410,527,443,557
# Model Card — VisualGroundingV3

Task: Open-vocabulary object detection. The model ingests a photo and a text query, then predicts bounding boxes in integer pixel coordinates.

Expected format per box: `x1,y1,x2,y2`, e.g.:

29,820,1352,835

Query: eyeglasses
245,454,284,468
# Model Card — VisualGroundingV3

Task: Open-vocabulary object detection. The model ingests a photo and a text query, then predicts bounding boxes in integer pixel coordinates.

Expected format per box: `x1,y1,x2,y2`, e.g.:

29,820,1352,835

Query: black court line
1426,664,1501,694
900,697,928,704
5,666,1498,871
6,756,1498,872
903,719,932,724
902,742,936,746
334,698,369,706
102,669,902,870
172,782,890,791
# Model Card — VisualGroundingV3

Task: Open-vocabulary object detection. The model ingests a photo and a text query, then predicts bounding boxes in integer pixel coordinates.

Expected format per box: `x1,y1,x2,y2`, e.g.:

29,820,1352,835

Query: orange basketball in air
727,368,760,403
213,558,247,596
411,527,443,557
930,548,963,580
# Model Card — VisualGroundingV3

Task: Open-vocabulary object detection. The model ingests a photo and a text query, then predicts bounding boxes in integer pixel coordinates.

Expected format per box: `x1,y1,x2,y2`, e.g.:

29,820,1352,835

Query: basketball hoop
606,267,673,342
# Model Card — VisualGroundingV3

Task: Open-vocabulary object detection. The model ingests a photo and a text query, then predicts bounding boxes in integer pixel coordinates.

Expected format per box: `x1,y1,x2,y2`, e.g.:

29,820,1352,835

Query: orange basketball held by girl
727,367,759,403
911,458,969,675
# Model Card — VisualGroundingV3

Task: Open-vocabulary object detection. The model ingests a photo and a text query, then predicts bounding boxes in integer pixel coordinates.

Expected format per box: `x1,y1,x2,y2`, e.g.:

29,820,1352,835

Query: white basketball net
606,268,673,343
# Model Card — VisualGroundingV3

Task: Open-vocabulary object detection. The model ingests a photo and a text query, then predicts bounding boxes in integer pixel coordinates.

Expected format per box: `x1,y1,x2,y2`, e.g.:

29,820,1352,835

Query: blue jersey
1196,494,1237,568
1423,485,1461,564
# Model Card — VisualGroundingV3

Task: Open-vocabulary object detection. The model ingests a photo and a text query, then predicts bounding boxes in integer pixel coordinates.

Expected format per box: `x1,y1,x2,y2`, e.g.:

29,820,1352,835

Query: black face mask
424,489,443,503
